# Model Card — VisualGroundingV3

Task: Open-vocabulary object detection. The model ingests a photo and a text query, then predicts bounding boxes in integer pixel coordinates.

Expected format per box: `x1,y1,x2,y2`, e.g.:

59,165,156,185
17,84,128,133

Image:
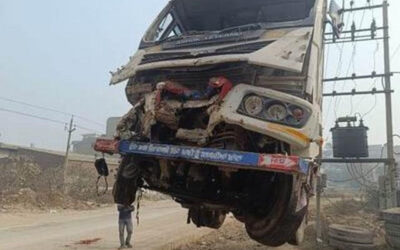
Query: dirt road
0,200,212,250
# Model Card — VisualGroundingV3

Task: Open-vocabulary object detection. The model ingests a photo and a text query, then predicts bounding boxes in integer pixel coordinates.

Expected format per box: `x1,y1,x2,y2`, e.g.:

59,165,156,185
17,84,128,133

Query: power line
0,107,67,125
0,107,102,134
0,96,104,127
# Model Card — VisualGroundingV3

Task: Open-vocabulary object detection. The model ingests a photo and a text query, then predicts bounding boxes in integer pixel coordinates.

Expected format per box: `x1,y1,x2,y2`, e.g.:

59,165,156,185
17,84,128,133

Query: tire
232,210,246,223
189,208,226,229
245,175,307,247
329,238,376,250
328,224,374,244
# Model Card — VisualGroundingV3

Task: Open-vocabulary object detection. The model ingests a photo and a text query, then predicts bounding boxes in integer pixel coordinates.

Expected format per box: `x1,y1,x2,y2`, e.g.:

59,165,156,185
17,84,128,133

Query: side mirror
328,0,344,38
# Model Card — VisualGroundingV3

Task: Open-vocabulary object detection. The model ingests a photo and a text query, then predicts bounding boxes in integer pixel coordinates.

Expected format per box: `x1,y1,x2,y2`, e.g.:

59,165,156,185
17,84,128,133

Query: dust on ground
168,197,387,250
169,218,319,250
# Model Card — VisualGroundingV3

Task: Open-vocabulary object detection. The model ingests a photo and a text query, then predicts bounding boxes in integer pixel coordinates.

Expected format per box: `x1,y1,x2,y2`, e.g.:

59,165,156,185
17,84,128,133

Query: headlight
238,95,310,128
243,95,263,116
265,103,287,121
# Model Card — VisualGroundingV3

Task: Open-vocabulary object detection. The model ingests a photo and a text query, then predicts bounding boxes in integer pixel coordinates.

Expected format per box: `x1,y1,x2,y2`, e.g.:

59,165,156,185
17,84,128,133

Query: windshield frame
140,0,317,49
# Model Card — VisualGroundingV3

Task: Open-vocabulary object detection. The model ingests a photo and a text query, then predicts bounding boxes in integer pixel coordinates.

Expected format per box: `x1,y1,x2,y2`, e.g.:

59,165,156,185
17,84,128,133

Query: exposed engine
112,74,313,246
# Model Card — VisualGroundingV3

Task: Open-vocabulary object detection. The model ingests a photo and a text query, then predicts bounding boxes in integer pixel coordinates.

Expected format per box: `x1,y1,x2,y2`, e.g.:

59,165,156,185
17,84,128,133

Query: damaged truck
95,0,340,246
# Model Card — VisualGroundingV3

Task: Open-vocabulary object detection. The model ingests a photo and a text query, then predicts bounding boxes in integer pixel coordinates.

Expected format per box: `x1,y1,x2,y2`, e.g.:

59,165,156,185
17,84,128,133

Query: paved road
0,200,212,250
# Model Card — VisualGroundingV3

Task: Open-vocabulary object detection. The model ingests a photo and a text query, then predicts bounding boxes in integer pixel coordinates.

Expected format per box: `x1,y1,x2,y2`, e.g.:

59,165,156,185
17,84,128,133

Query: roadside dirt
0,200,212,250
0,196,387,250
168,218,318,250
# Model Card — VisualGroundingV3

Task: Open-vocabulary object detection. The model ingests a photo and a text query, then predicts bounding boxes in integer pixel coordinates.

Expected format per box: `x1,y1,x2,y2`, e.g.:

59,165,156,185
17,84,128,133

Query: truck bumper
94,139,310,175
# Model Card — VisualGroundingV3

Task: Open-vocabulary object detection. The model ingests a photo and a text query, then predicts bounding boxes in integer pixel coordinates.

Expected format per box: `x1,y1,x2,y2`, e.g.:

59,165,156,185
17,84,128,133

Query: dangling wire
96,175,108,196
353,42,380,112
331,11,353,120
94,153,109,196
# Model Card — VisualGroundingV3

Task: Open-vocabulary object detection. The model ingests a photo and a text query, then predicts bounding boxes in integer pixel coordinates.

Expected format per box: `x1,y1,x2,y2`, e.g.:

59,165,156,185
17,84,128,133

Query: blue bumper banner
118,140,309,175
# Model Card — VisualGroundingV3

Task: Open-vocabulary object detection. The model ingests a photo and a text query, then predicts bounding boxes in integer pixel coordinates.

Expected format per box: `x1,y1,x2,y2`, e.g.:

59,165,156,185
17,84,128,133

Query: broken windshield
143,0,316,43
174,0,315,31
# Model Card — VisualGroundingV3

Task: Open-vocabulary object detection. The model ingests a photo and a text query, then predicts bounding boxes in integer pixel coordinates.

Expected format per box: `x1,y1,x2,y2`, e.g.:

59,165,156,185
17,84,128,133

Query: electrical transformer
331,116,369,158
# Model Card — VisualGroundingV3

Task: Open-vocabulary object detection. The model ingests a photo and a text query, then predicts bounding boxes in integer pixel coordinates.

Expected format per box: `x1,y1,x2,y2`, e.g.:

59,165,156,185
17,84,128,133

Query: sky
0,0,400,151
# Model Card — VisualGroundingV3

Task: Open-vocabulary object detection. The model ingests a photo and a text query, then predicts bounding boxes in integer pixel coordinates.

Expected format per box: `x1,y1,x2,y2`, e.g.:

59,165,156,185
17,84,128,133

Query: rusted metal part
159,159,170,188
155,81,190,105
176,129,208,144
155,102,180,130
183,96,218,109
116,108,137,139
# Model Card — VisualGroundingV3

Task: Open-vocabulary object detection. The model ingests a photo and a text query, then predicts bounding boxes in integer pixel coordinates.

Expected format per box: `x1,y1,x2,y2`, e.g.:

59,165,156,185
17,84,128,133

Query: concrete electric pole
63,116,76,191
382,0,397,208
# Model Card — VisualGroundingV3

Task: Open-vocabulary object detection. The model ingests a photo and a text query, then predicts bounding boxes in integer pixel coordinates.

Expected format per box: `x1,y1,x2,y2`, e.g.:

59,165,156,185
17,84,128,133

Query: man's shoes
126,243,133,248
118,245,126,249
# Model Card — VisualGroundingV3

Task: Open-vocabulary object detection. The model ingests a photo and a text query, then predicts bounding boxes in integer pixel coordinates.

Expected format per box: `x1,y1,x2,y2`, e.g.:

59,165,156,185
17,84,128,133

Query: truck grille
135,63,257,89
140,41,271,65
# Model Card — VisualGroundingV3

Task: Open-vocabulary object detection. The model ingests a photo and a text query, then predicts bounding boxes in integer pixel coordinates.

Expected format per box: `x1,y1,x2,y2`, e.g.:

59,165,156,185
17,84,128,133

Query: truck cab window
154,13,174,41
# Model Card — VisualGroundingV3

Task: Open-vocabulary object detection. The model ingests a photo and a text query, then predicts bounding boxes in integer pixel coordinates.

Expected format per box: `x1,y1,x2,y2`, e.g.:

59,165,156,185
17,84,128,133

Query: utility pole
382,0,397,208
322,0,398,208
63,116,76,191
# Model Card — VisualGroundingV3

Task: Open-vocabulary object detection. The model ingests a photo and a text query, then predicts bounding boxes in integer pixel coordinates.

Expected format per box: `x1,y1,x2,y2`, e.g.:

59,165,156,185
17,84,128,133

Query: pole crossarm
325,37,386,44
323,73,392,82
323,89,393,97
340,4,385,13
325,27,385,36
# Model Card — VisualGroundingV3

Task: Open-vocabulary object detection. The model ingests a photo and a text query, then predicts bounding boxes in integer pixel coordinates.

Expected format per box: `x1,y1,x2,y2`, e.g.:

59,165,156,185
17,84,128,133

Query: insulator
351,22,356,41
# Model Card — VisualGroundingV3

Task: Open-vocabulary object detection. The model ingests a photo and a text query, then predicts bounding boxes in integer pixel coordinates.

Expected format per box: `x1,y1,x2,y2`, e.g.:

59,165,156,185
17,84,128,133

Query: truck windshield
145,0,316,42
174,0,316,31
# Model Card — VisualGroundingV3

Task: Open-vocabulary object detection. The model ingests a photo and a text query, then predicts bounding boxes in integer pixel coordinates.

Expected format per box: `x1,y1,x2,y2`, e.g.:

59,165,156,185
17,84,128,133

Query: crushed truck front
99,0,326,246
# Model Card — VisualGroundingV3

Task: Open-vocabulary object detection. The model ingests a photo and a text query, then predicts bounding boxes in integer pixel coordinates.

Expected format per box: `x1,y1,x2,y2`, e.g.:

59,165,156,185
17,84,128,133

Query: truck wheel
245,175,308,247
189,208,226,229
232,210,246,223
244,175,305,246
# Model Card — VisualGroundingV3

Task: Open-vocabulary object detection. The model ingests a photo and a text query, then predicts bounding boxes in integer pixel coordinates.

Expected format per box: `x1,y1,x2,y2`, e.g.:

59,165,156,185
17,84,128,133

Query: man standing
117,204,134,249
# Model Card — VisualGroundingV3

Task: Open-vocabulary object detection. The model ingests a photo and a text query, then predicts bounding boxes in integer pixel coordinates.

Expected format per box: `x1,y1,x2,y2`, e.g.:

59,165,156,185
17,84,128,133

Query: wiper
219,23,266,34
161,30,216,42
161,35,182,42
184,30,219,36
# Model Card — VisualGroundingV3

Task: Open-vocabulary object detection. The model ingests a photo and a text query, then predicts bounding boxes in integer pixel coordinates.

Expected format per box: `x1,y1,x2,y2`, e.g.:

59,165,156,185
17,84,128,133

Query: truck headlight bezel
237,94,311,128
